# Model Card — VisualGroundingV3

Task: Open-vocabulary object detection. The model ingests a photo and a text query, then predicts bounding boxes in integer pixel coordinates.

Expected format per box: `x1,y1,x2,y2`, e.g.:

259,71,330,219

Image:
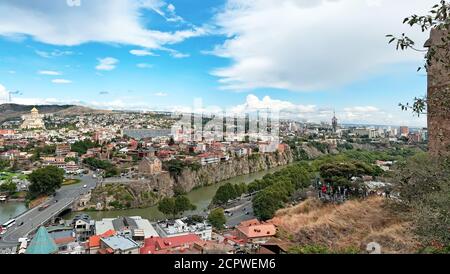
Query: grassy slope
270,197,420,254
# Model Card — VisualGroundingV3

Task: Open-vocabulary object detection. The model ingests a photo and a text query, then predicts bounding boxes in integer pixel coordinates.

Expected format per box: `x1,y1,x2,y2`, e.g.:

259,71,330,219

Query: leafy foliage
158,195,197,218
0,159,10,171
391,153,450,249
28,166,64,199
83,158,119,178
387,0,450,116
71,139,98,155
251,163,312,220
212,182,247,206
208,208,227,230
0,181,17,193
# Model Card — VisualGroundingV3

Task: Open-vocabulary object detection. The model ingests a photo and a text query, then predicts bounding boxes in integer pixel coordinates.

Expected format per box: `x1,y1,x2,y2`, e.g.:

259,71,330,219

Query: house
193,241,234,254
154,218,212,241
257,238,292,254
140,234,201,254
95,216,159,240
99,235,140,254
87,230,116,254
198,153,221,166
55,143,71,157
72,214,95,241
235,219,276,244
47,227,76,252
138,156,162,175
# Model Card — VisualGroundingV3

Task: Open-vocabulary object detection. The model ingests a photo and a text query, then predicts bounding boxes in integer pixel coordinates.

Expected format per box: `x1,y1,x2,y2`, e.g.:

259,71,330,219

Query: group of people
315,180,375,203
315,180,392,203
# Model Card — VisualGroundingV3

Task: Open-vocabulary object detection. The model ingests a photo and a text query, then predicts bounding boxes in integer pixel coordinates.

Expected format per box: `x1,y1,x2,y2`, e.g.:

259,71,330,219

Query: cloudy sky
0,0,436,126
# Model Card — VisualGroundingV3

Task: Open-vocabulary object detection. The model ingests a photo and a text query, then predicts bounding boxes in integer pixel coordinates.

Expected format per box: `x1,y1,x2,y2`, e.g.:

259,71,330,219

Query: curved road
0,174,98,248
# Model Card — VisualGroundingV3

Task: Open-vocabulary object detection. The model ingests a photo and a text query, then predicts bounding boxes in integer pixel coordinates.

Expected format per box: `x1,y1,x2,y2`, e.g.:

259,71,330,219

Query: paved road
225,197,255,228
0,174,98,249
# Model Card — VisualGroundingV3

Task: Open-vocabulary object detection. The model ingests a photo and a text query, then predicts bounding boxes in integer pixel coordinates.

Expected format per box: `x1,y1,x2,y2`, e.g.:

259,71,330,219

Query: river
63,165,288,221
0,202,27,224
0,165,287,223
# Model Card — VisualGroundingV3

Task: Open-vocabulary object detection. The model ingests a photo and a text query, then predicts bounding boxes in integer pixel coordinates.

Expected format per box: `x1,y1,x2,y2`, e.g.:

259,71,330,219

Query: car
83,184,87,188
245,212,251,215
18,222,24,227
39,204,50,211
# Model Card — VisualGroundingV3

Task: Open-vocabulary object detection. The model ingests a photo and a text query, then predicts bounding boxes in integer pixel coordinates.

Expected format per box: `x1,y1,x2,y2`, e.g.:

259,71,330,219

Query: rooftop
25,226,58,254
101,235,140,252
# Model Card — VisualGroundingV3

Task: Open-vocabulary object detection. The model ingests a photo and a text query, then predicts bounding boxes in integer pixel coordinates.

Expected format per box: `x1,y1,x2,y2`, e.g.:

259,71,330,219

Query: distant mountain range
0,104,110,123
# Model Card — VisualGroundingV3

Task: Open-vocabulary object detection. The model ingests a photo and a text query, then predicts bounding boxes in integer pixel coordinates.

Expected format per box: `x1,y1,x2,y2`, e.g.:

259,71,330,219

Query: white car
83,184,87,188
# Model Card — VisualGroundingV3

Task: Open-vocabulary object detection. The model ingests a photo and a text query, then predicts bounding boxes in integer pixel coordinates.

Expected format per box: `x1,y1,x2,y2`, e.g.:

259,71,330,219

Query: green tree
208,208,227,230
158,197,176,217
71,139,98,155
28,166,64,198
212,183,238,205
387,1,450,119
0,159,10,171
158,196,196,218
0,181,17,193
175,195,197,214
391,153,450,250
105,166,120,178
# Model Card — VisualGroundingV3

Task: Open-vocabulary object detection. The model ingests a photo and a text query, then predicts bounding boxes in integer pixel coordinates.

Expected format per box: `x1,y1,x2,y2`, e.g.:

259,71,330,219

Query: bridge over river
0,174,98,249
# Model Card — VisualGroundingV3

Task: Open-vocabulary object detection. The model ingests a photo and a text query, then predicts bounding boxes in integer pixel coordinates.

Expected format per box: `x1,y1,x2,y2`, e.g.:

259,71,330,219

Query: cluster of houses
0,108,290,182
21,215,280,255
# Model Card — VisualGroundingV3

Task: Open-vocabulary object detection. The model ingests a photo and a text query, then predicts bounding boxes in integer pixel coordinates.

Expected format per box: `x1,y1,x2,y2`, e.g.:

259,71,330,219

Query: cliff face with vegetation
86,149,294,210
174,150,294,193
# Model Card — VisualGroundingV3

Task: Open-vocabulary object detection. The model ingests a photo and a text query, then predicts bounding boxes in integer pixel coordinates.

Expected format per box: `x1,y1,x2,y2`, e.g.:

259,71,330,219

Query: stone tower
424,29,450,156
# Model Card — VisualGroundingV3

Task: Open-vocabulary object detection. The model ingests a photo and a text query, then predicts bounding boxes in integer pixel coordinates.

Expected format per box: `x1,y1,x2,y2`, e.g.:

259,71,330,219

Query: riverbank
63,164,290,221
84,149,294,211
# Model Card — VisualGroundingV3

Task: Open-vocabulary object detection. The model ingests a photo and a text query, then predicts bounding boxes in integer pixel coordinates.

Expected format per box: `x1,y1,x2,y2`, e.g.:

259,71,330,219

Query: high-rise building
332,111,338,133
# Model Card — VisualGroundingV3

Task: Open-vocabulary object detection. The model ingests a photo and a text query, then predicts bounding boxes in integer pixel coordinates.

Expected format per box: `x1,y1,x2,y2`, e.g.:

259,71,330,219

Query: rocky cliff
85,149,294,210
174,149,294,194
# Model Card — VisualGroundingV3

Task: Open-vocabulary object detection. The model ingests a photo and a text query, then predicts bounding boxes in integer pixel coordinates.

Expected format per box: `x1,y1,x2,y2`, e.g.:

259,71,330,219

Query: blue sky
0,0,436,127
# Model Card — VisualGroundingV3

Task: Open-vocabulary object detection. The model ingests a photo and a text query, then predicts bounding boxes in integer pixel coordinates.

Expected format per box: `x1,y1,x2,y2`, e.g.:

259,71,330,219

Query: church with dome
20,107,46,130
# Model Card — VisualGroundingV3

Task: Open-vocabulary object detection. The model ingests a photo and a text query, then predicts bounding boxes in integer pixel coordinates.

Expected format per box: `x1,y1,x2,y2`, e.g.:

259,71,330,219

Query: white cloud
344,106,380,113
170,52,190,58
0,0,207,50
35,49,73,58
230,94,316,115
52,79,72,84
38,70,62,76
0,84,8,102
137,63,153,69
96,57,119,71
130,49,157,56
154,92,168,97
167,4,176,13
211,0,436,91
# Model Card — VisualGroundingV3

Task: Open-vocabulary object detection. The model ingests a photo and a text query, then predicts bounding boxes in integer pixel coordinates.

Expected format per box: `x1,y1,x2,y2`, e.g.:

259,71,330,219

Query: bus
2,219,16,229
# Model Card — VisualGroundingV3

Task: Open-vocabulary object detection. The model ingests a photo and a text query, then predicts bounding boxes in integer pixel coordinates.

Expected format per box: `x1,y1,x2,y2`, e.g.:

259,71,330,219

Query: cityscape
0,0,449,267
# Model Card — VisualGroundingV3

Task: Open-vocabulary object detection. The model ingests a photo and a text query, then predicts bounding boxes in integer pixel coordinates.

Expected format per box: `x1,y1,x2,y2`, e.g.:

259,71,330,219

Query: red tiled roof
140,234,201,254
237,224,276,239
54,237,75,245
238,219,260,227
88,230,116,248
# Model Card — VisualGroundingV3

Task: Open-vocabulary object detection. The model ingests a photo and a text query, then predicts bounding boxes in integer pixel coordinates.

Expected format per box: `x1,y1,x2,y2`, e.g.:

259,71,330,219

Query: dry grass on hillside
270,197,420,254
